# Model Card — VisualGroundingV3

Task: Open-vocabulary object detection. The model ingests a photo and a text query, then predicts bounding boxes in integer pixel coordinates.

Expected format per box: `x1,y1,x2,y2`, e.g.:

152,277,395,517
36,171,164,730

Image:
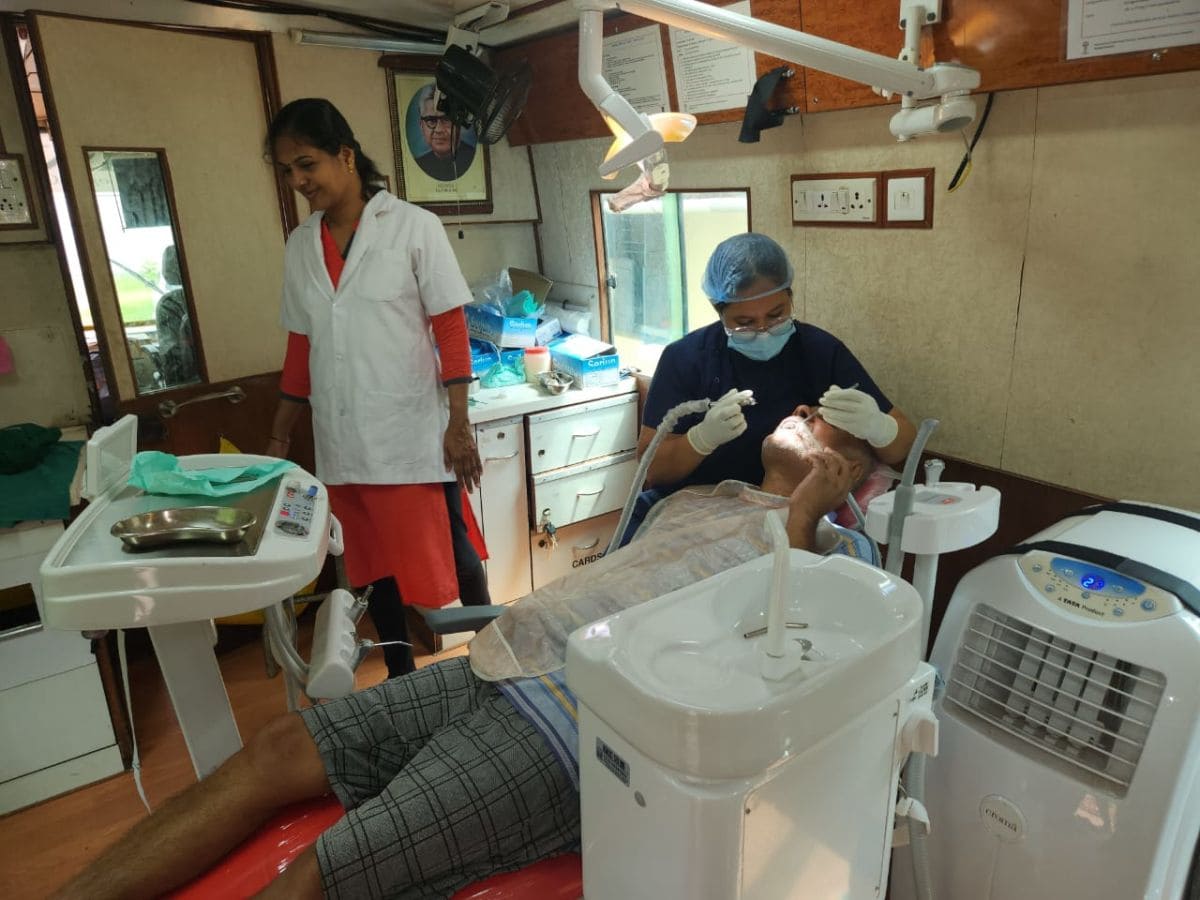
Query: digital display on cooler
1080,573,1106,591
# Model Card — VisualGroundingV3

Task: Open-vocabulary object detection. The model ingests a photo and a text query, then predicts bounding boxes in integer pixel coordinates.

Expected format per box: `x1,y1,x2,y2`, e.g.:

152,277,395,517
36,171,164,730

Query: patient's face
761,405,868,486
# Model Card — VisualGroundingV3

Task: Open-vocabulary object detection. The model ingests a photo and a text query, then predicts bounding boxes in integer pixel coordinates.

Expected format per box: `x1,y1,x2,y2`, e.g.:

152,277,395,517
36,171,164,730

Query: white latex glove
687,388,753,455
819,385,898,449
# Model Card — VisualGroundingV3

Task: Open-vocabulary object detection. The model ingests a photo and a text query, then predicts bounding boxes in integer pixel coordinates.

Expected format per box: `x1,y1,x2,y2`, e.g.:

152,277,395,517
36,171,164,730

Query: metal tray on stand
110,507,257,550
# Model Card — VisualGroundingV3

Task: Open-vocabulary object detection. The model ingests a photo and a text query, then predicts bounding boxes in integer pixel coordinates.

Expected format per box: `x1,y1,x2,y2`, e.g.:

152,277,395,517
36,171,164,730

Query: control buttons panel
1019,551,1180,621
275,480,318,538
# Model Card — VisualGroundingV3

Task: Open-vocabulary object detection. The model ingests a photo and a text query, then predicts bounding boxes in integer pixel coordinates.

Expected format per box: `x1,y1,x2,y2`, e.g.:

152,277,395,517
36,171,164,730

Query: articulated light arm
575,0,980,178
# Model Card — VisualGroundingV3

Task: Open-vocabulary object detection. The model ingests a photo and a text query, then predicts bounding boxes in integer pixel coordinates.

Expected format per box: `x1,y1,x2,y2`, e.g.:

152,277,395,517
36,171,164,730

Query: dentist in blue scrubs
625,233,915,541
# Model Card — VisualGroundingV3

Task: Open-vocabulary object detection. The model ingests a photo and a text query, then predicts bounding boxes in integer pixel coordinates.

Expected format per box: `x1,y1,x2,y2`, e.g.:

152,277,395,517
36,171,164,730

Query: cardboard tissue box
466,268,554,349
548,333,620,388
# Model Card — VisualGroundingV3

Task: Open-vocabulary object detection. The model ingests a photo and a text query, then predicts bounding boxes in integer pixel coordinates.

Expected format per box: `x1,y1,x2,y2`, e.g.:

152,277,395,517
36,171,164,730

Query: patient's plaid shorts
300,656,580,899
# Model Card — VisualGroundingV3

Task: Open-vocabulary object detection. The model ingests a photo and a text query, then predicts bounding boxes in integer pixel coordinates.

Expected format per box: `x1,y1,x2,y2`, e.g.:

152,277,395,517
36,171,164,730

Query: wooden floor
0,611,463,899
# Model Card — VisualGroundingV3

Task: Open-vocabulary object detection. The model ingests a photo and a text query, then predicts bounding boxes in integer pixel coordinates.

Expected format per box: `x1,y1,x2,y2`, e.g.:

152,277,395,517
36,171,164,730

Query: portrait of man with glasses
409,83,478,182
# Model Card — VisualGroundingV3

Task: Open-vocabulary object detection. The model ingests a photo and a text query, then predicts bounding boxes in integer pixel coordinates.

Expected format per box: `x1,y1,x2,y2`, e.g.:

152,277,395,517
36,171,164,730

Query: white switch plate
792,176,878,225
886,176,927,223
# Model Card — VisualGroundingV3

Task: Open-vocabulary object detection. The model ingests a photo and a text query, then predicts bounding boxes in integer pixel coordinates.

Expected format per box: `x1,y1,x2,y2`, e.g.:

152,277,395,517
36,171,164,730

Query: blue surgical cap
701,233,794,304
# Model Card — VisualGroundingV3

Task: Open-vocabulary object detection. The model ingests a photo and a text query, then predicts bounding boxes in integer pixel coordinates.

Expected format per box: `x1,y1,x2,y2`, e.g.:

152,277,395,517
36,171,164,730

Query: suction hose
884,417,940,900
883,418,940,575
605,397,713,556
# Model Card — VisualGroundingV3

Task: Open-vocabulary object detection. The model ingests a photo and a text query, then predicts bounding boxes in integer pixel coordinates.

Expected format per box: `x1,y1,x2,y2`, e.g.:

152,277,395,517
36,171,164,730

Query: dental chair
169,600,583,900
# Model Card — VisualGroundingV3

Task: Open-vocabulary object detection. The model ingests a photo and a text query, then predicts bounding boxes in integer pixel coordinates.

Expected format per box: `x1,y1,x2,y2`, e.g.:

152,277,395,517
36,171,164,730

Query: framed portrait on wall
381,56,493,215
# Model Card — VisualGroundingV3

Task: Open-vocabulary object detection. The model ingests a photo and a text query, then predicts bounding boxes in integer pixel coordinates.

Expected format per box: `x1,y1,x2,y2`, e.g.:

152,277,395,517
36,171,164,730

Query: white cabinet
474,416,533,606
530,451,639,531
527,394,638,474
469,381,639,608
0,520,122,814
530,509,622,590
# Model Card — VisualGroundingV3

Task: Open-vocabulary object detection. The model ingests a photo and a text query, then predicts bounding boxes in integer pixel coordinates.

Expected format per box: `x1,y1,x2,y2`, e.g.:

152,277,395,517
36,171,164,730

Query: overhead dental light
575,0,980,177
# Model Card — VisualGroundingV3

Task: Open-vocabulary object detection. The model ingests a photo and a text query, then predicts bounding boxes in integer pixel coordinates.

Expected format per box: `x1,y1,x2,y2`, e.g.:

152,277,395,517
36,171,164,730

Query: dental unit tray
110,506,257,550
41,451,336,630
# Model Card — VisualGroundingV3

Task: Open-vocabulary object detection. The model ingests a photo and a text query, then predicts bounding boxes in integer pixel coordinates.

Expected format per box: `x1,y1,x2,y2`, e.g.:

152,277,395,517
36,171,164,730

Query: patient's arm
785,450,857,550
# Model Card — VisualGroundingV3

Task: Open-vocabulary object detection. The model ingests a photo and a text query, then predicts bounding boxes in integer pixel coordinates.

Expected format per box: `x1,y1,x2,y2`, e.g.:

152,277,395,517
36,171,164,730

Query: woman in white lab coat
264,98,489,676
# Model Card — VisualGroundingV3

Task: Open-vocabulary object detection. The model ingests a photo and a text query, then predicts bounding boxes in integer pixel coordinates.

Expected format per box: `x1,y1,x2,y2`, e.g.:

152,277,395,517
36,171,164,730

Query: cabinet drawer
527,393,638,474
530,451,638,531
530,510,620,590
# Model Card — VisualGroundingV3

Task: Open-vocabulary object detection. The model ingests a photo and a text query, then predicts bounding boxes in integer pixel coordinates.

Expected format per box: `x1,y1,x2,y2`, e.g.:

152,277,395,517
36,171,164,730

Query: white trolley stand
38,416,339,779
568,548,938,900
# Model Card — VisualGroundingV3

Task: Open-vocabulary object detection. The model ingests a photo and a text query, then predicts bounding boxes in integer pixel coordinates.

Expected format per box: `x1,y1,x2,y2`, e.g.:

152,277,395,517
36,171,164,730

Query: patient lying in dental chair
56,407,875,900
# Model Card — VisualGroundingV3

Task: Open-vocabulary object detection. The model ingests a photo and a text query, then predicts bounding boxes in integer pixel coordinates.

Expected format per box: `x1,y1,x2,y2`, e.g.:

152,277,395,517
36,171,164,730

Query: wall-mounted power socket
791,174,879,226
881,169,935,228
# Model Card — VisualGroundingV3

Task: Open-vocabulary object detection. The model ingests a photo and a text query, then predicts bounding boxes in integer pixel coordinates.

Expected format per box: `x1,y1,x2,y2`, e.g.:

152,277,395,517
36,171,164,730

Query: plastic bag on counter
479,348,526,388
470,270,546,319
470,270,514,315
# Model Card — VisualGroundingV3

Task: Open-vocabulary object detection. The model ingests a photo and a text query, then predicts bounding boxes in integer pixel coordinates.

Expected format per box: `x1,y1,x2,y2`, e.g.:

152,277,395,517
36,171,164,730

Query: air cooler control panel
1018,550,1181,621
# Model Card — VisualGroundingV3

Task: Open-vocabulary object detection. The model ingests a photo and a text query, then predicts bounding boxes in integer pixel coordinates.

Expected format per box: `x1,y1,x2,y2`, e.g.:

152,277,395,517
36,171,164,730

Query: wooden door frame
22,11,296,424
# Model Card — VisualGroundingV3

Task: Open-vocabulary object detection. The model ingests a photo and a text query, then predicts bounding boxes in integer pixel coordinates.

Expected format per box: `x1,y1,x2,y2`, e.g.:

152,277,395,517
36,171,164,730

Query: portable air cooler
893,501,1200,900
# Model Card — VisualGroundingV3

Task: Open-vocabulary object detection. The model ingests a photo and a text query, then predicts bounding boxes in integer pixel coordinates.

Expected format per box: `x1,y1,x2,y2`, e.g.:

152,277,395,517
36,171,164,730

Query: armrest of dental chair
415,605,506,634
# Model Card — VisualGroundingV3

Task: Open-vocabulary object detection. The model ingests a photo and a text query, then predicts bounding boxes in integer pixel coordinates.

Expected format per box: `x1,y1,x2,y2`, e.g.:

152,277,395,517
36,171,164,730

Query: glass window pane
87,150,201,395
599,190,749,372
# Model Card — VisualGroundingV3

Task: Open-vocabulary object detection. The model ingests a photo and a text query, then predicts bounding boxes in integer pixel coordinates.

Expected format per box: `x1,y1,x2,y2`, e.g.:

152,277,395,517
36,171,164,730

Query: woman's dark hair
267,98,386,200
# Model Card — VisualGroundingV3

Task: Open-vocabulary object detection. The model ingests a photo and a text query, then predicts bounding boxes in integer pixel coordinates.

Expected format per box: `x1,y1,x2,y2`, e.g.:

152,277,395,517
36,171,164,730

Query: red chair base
169,795,582,899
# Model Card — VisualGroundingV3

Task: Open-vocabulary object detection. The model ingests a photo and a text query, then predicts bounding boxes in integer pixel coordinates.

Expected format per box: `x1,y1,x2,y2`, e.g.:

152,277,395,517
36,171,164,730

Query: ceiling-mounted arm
578,4,666,175
616,0,939,97
576,0,981,175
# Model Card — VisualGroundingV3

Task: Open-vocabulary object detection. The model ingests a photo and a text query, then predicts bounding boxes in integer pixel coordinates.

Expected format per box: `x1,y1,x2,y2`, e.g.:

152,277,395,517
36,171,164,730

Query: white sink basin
567,549,922,779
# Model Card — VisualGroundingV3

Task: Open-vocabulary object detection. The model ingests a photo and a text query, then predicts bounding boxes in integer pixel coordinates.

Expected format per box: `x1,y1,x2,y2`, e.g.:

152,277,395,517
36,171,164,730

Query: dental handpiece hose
606,393,754,556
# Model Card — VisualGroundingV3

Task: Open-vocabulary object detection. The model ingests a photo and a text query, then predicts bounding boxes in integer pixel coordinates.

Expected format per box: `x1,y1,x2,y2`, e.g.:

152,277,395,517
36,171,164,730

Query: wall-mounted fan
435,44,531,145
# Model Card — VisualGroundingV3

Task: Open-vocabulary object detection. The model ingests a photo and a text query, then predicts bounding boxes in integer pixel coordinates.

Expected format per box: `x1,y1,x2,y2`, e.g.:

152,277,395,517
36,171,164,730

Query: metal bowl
111,506,257,550
538,370,574,395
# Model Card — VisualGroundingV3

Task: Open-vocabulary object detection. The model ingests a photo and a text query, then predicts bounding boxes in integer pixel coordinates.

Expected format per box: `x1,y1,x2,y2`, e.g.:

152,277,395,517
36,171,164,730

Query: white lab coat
280,190,471,484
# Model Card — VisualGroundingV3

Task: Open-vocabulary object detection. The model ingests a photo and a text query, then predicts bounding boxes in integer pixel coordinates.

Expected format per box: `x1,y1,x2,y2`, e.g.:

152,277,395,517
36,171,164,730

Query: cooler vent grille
946,603,1165,796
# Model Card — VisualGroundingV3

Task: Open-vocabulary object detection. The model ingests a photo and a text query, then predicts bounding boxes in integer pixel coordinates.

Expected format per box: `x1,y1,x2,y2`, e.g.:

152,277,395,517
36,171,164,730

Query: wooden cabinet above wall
802,0,1200,113
492,0,806,146
492,0,1200,144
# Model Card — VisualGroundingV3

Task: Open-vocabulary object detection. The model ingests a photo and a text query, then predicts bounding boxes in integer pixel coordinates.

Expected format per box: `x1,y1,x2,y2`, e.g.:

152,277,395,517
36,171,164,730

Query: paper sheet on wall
1066,0,1200,59
669,0,758,115
603,25,671,115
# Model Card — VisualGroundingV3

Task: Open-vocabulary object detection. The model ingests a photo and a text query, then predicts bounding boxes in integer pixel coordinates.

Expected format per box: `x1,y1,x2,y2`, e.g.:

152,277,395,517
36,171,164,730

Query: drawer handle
573,538,601,552
576,486,604,497
483,450,520,461
570,427,601,439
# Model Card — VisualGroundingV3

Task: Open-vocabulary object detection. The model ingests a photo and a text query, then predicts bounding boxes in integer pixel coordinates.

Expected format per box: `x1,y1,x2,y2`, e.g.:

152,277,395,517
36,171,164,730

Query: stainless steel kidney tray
110,506,257,550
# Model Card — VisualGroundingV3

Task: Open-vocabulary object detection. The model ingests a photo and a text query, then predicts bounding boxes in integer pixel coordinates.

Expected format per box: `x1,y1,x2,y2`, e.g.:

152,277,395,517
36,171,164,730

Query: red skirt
327,483,486,608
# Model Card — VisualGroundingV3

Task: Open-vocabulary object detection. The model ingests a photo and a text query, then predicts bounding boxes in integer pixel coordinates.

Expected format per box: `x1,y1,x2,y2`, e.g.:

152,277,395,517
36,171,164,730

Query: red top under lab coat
278,217,484,605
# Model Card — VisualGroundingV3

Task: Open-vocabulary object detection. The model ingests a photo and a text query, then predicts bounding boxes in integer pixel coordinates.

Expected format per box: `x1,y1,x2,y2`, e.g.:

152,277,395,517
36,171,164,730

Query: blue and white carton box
465,304,538,349
548,334,620,388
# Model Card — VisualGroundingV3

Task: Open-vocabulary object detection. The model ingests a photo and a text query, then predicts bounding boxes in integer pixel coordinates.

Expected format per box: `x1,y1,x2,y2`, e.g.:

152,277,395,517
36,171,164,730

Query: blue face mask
726,321,795,361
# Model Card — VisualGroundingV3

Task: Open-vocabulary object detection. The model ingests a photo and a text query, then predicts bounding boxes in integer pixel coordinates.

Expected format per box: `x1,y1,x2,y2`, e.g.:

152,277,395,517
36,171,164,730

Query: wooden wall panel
493,0,806,146
802,0,1200,113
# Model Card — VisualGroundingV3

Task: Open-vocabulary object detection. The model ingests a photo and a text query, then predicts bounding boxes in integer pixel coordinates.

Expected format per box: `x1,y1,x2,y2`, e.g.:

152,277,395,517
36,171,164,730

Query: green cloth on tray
129,451,295,497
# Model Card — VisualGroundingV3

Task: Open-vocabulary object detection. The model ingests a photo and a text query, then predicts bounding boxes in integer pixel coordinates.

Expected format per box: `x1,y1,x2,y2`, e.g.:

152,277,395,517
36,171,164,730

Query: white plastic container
524,346,551,383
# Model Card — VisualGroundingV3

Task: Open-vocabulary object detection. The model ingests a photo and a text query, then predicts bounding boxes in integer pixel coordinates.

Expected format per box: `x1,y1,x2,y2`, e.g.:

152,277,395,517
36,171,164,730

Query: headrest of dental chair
162,244,182,287
835,466,896,529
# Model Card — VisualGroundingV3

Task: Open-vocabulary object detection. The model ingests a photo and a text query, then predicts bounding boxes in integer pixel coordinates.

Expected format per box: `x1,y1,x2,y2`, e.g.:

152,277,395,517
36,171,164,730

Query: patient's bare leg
258,846,323,899
54,713,332,900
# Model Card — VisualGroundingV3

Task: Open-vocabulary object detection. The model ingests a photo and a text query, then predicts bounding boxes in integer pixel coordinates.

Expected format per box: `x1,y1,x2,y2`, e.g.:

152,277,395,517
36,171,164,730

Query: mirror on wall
85,149,202,395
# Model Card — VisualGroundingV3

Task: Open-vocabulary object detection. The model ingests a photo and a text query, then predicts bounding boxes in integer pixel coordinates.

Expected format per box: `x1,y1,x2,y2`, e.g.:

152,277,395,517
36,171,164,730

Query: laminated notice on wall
669,0,757,115
603,25,671,115
1066,0,1200,59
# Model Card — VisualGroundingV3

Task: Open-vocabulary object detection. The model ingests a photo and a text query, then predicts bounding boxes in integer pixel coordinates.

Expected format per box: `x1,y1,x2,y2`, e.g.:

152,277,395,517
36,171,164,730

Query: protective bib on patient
469,481,868,682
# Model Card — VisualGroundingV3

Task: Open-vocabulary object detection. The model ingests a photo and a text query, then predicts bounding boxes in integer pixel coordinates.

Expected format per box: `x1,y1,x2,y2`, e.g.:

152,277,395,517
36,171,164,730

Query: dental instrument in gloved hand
819,384,898,449
686,388,755,455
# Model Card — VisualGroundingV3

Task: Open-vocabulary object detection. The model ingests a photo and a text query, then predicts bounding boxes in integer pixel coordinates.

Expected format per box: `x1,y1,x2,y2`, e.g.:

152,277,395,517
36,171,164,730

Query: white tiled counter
465,378,638,605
